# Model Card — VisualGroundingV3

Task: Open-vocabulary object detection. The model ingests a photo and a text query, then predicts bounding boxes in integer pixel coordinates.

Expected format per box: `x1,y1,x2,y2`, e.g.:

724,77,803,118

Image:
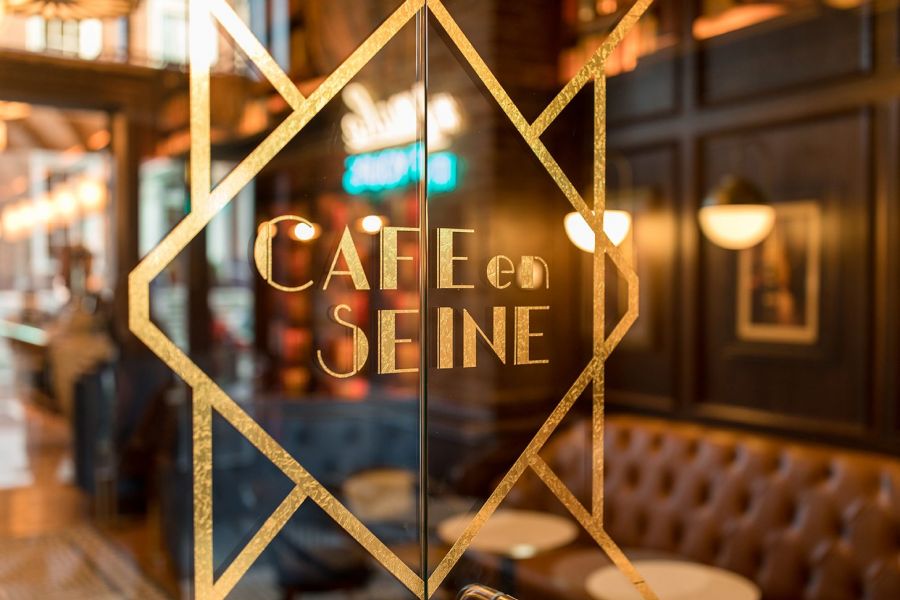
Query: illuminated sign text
342,142,458,196
341,82,462,154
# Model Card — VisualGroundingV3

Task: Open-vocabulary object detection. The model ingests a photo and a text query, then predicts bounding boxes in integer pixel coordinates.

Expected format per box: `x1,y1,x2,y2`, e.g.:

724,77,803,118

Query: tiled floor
0,339,178,598
0,397,86,539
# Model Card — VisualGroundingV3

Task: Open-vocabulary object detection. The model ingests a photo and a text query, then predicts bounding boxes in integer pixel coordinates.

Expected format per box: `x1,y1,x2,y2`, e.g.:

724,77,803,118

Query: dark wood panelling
609,50,680,124
599,0,900,454
896,3,900,64
606,144,680,407
0,50,165,113
891,100,900,438
697,111,872,428
699,7,873,106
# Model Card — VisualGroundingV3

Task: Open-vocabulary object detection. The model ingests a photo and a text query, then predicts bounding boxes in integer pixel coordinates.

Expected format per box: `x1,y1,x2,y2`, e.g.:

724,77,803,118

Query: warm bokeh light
358,215,384,235
1,209,18,239
1,0,139,20
86,129,111,151
2,201,38,239
1,214,15,239
564,210,632,253
77,178,107,211
0,179,107,239
698,204,776,250
604,210,632,247
293,221,319,241
53,188,79,222
693,4,788,40
35,196,56,225
17,203,36,232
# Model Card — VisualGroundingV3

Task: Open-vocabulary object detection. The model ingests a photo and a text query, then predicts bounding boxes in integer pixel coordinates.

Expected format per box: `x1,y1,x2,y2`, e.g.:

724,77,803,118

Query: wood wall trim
0,50,169,112
607,4,900,453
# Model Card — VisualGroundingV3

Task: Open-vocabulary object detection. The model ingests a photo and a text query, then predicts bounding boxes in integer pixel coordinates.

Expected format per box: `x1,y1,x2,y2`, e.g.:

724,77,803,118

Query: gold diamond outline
127,1,657,599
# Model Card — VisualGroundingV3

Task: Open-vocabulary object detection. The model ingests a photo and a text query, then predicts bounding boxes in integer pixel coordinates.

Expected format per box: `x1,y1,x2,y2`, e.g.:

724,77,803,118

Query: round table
437,508,579,559
438,509,579,596
585,559,760,600
342,468,416,523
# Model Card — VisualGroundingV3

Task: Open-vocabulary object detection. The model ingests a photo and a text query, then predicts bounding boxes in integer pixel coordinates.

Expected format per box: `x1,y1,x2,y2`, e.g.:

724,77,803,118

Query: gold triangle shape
211,486,306,599
209,0,304,112
206,383,424,597
530,452,657,599
427,360,597,591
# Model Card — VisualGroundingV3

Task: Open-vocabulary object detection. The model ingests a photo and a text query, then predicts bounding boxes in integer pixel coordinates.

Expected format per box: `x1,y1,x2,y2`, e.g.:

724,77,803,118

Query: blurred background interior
1,0,899,599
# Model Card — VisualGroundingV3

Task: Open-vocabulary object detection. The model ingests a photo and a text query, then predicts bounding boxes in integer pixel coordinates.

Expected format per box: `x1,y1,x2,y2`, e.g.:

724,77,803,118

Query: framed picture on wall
736,201,822,345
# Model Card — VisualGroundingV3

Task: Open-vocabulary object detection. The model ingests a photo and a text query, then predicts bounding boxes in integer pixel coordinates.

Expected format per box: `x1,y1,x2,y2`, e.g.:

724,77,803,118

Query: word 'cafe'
254,216,552,379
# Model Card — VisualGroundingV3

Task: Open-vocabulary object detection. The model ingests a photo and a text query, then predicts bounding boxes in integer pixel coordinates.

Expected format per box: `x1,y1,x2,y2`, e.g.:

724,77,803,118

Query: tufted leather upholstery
507,414,900,600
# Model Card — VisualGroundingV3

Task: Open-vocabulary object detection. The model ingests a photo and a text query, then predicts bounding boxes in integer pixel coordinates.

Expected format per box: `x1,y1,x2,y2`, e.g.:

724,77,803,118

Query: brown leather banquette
505,414,900,600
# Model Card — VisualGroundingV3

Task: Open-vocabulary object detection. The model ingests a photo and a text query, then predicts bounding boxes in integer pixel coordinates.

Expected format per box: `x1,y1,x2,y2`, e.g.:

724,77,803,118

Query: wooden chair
457,584,518,600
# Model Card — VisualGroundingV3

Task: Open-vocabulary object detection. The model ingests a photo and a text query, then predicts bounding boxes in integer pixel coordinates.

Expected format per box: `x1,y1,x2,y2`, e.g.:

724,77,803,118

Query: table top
437,509,578,559
342,468,416,523
584,559,760,600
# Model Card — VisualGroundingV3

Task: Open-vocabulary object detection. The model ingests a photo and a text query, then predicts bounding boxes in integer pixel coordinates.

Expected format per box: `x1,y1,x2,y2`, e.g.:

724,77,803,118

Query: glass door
4,0,896,598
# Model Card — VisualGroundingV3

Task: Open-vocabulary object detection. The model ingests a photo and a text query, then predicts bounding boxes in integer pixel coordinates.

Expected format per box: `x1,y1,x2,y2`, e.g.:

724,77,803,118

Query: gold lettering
253,216,314,292
380,226,418,290
486,255,514,289
463,307,506,368
437,307,454,369
518,255,550,289
437,228,474,289
514,306,550,365
378,309,418,374
323,226,370,290
316,304,369,378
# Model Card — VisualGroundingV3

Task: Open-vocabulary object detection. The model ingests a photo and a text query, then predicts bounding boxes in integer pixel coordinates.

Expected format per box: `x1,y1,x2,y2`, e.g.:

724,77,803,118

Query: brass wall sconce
565,153,635,252
564,209,631,252
699,174,775,250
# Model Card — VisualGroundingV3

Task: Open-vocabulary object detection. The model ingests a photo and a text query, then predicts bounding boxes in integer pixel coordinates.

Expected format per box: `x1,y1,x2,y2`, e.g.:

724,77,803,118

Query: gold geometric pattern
127,1,656,598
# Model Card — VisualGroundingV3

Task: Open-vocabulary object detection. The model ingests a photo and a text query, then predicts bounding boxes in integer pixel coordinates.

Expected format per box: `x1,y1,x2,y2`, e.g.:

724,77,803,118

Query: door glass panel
192,2,426,598
1,1,427,598
423,2,641,597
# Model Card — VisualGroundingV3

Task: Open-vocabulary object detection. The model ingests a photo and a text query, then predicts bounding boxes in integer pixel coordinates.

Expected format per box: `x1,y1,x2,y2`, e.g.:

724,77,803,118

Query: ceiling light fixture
2,0,139,20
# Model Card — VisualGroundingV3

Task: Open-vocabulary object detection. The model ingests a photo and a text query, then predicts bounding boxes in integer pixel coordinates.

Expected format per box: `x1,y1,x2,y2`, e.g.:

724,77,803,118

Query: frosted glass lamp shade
699,175,775,250
564,210,632,253
699,204,775,250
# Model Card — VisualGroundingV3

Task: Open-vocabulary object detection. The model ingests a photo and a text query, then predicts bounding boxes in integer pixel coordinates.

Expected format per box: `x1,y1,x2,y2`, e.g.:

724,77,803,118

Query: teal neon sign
343,142,459,196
